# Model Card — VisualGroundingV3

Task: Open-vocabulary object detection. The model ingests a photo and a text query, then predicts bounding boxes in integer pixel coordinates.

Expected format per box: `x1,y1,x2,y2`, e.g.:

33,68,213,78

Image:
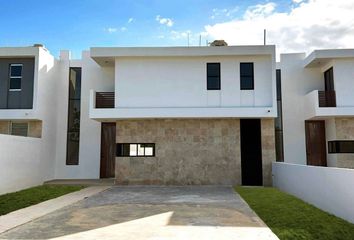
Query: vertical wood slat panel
318,90,336,107
96,92,114,108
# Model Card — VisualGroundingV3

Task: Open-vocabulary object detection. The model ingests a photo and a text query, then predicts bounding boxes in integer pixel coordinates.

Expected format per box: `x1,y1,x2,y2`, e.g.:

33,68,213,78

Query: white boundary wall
0,135,43,194
273,162,354,224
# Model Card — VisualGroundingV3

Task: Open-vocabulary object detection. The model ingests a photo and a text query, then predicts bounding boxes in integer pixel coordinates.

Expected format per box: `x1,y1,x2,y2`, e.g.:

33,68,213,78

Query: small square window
10,65,22,77
9,64,23,91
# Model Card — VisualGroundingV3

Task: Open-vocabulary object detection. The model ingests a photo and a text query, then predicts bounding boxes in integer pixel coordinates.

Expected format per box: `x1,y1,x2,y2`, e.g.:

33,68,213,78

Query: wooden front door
305,121,327,166
100,123,116,178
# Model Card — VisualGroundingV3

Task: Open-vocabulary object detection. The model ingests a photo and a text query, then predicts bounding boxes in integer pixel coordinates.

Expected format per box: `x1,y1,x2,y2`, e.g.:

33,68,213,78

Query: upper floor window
9,64,23,91
240,63,254,90
207,63,220,90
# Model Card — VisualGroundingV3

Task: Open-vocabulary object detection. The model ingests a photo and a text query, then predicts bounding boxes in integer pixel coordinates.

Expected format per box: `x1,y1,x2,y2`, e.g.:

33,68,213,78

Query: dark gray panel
0,58,34,109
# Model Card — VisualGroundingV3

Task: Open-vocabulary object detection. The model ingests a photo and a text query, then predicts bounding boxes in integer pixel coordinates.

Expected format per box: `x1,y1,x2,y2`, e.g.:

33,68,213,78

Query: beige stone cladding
115,118,276,186
115,119,241,185
335,118,354,169
0,120,42,138
0,121,10,134
261,119,276,186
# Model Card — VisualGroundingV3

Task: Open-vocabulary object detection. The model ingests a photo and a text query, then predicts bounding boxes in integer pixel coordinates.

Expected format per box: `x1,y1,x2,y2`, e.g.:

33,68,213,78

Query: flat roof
0,47,40,58
90,45,275,66
304,49,354,68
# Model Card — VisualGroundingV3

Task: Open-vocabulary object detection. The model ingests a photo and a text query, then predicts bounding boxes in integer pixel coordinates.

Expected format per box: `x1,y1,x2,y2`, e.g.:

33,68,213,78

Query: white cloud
128,18,134,23
205,0,354,58
156,15,174,27
211,7,239,19
170,30,191,40
120,27,127,32
105,27,117,33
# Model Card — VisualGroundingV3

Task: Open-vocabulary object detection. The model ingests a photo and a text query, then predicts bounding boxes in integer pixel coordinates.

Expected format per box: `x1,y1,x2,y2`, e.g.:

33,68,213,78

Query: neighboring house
0,44,277,191
280,49,354,169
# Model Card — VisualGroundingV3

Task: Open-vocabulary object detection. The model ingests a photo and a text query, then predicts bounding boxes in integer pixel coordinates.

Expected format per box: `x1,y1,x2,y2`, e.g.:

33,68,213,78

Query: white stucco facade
280,49,354,168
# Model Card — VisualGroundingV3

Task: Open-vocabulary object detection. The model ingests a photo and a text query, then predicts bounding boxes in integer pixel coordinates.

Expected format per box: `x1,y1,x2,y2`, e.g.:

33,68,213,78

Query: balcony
95,92,114,108
304,90,354,119
318,91,336,107
89,90,277,121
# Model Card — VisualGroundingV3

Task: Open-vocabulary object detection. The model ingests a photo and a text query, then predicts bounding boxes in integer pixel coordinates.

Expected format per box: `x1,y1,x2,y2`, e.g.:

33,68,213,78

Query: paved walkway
0,186,109,234
0,186,279,240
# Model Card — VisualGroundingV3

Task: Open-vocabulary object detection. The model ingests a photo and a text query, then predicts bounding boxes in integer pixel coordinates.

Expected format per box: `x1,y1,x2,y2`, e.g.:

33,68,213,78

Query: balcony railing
95,92,114,108
318,91,336,107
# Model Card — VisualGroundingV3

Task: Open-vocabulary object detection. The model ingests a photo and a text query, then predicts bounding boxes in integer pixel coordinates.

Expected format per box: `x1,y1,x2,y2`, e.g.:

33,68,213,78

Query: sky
1,0,354,59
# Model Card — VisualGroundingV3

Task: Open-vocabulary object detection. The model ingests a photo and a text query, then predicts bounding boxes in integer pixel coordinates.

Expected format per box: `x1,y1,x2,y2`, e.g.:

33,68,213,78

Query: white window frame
9,63,23,91
10,121,29,137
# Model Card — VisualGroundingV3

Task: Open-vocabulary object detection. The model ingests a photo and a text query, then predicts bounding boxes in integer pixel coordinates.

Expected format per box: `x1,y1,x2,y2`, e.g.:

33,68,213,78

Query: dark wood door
305,121,327,166
241,119,263,186
100,123,116,178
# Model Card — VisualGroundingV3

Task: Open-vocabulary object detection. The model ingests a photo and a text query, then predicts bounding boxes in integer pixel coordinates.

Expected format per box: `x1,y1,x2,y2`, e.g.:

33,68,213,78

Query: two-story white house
0,44,277,193
88,46,277,186
280,49,354,169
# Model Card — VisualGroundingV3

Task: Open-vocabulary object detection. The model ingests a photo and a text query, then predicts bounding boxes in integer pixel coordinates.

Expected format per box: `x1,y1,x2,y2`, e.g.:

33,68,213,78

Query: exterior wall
115,119,241,185
273,162,354,224
28,121,42,138
332,59,354,107
280,53,323,165
0,134,42,194
0,121,9,134
54,51,114,179
115,118,275,185
334,118,354,168
115,55,273,108
261,119,276,186
0,58,35,109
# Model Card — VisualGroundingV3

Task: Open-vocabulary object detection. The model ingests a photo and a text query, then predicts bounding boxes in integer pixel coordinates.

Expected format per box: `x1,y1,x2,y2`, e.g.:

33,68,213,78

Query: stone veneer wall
335,118,354,169
116,119,241,185
115,118,276,186
261,119,276,186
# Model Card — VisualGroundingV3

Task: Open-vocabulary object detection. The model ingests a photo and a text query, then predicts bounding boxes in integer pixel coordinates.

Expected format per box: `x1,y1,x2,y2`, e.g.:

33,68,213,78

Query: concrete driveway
0,186,278,240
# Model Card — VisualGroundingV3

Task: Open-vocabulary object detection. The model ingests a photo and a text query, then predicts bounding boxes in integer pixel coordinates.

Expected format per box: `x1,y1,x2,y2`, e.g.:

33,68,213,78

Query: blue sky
1,0,353,58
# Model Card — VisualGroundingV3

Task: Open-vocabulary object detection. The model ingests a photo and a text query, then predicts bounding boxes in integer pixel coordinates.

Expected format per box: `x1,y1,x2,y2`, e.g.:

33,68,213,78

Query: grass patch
0,185,84,215
236,187,354,240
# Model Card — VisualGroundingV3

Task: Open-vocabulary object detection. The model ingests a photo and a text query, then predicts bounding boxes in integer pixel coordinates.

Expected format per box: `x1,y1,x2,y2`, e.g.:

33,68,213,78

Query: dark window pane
67,136,79,165
69,68,81,100
276,69,282,100
240,76,254,89
66,67,82,165
67,100,81,132
10,65,22,77
9,78,21,90
11,122,28,136
207,76,220,90
240,63,254,90
328,141,354,153
207,63,220,90
240,63,253,76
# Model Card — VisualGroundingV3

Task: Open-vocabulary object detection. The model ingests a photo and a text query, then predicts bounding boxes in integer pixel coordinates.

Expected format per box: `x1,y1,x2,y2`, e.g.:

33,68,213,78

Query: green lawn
236,187,354,240
0,185,84,215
